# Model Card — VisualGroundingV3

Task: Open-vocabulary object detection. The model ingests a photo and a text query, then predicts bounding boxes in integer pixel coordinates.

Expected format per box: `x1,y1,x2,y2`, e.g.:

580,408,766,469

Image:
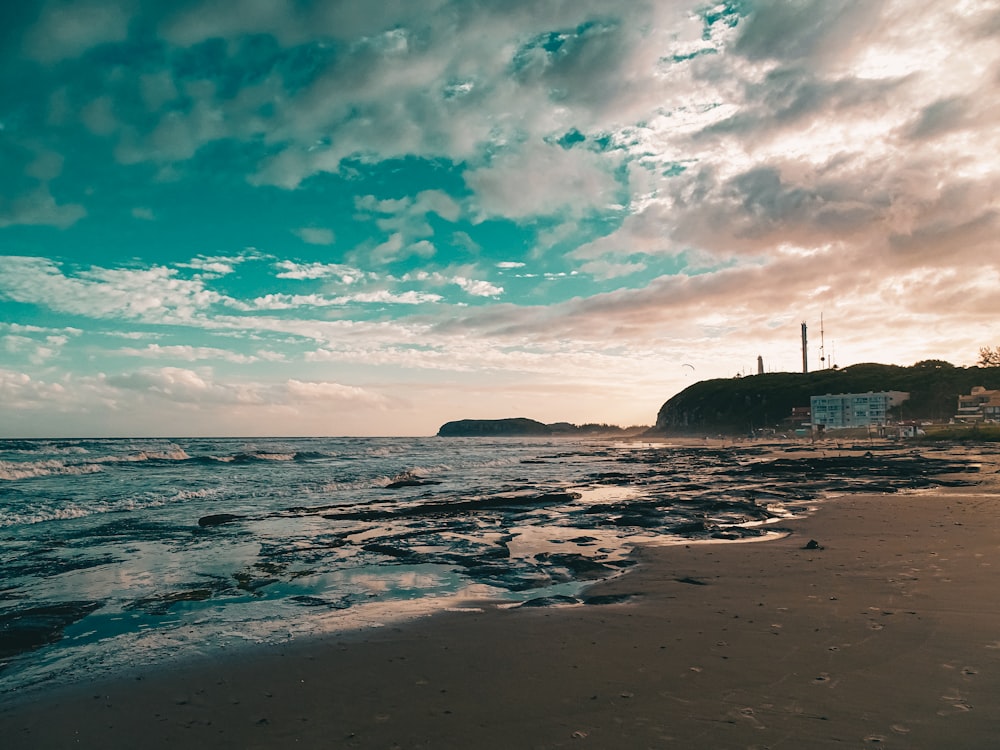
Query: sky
1,0,999,437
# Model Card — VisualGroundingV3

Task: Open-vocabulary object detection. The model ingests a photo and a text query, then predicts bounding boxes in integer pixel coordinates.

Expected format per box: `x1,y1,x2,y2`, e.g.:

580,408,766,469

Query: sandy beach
3,445,999,749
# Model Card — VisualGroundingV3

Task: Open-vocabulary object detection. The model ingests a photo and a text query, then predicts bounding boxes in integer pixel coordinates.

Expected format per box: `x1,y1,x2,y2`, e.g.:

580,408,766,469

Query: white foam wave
93,448,192,463
0,504,94,527
0,459,104,481
0,486,223,528
0,447,193,481
5,445,91,456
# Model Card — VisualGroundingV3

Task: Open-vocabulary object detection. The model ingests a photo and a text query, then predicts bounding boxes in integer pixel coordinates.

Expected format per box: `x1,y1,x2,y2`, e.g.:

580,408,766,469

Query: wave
0,459,104,481
0,487,222,528
0,448,195,481
0,442,91,456
198,451,298,464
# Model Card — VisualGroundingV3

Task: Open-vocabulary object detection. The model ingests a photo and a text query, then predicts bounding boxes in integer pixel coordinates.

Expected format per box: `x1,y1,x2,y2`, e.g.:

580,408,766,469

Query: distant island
436,418,650,437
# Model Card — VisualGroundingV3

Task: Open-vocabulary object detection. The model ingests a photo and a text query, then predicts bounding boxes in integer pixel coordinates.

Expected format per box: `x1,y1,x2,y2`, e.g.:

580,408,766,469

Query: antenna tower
819,313,826,369
801,321,808,374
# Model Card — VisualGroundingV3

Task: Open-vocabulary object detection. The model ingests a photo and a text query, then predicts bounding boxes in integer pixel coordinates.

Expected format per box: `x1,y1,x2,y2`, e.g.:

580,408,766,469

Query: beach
2,443,998,748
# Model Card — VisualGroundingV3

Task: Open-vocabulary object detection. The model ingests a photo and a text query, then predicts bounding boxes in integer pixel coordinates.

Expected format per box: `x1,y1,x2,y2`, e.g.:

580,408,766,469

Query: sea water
0,436,970,696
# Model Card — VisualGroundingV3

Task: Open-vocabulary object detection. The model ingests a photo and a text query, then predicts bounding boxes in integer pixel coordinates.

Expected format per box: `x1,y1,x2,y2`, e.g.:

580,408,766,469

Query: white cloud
578,259,647,280
466,143,622,221
24,0,134,62
285,379,387,407
0,256,234,322
293,227,335,245
0,188,86,229
4,334,64,364
452,277,503,298
274,260,363,281
251,290,442,310
0,369,71,411
116,343,257,363
402,270,502,298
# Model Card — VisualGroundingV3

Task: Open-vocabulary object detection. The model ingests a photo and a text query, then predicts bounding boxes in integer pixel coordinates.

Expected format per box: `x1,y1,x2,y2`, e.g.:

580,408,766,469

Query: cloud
251,290,442,310
285,379,387,407
402,270,503,298
105,366,256,404
0,188,86,229
577,259,646,280
293,227,335,245
0,369,71,411
732,0,885,65
3,334,66,364
0,256,234,322
466,142,622,221
105,367,386,410
116,343,257,363
274,261,363,281
453,277,503,298
23,0,134,62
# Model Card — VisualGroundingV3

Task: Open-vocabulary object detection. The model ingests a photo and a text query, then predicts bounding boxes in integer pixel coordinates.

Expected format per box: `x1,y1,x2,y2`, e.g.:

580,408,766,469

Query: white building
810,391,910,429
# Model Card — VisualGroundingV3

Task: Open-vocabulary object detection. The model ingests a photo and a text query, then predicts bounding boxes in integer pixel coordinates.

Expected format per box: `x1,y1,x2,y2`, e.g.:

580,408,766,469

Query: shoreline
3,447,999,748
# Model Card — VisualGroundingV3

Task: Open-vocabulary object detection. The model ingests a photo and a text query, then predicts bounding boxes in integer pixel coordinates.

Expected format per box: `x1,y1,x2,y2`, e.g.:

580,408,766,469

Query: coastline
2,445,999,748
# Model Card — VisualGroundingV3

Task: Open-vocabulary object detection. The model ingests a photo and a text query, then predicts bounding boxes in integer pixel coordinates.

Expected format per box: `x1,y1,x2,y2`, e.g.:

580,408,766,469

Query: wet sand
3,448,999,749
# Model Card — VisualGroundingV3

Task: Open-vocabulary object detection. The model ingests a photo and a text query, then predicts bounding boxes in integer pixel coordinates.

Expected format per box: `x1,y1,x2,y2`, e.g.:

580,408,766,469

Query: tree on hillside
979,346,1000,367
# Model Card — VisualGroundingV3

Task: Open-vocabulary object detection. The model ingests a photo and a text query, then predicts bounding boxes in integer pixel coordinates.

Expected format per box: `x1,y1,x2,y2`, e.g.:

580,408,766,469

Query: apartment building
810,391,910,429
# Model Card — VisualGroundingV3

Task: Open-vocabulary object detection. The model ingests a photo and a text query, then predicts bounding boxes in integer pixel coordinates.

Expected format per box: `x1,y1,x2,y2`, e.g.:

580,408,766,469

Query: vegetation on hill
652,362,1000,435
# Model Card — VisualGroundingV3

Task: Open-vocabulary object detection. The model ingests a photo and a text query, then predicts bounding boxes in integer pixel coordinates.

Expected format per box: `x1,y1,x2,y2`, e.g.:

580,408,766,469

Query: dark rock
676,576,709,586
198,513,244,527
384,478,442,489
0,601,102,660
324,490,581,522
803,539,824,550
126,588,215,615
233,571,277,594
290,595,352,609
362,543,418,560
582,593,637,605
517,595,580,608
534,553,617,580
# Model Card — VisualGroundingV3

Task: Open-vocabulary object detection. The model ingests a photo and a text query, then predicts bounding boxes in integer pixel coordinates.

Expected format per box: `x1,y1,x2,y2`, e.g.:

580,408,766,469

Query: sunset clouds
1,1,998,436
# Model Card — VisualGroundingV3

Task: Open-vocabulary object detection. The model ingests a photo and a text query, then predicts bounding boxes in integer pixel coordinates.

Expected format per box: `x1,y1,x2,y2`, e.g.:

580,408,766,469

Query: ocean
0,436,973,697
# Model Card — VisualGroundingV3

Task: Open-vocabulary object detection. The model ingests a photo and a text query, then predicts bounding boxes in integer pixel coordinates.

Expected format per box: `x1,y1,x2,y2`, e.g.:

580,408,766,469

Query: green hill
652,362,1000,435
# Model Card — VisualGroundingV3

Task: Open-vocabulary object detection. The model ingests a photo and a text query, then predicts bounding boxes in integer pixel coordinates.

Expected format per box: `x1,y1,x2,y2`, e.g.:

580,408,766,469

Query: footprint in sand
939,692,973,714
735,706,766,729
